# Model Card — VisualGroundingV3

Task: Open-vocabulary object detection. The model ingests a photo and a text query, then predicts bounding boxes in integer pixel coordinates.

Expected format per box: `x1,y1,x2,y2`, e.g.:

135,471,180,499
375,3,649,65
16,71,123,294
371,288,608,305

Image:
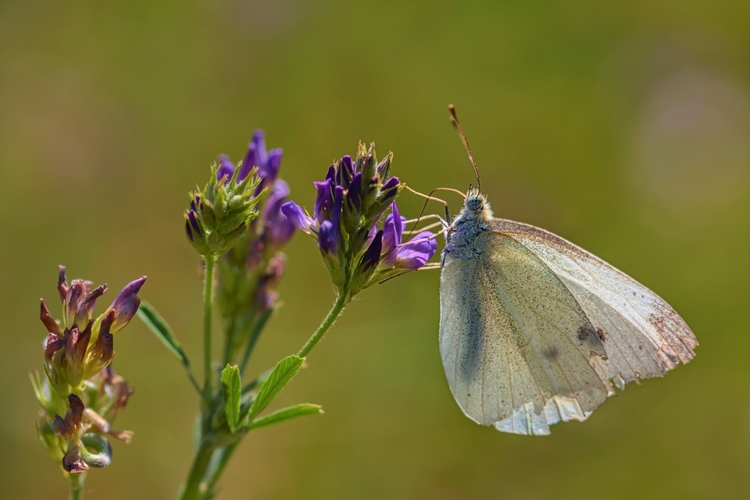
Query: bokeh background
2,1,749,499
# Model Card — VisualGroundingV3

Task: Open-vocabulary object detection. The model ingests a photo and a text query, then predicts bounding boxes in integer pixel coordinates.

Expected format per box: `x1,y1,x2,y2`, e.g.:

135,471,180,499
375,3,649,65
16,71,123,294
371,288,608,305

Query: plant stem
206,293,350,490
297,292,347,358
202,442,239,497
68,472,84,500
179,440,215,500
202,255,216,410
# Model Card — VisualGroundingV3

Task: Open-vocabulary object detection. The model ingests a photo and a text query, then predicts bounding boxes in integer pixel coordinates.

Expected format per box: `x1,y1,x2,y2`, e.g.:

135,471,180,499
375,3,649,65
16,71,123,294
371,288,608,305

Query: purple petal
107,277,147,334
313,179,334,221
263,148,282,180
318,220,338,255
281,201,314,233
395,231,437,269
239,130,268,181
264,181,296,247
340,155,354,174
216,154,235,183
269,217,296,248
331,185,343,229
188,210,202,235
361,230,383,272
346,172,362,212
263,179,291,219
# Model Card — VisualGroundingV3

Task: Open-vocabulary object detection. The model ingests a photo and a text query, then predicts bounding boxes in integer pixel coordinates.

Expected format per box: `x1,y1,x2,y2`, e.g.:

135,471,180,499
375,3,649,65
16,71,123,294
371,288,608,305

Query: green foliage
247,355,305,421
248,404,323,430
220,364,242,433
137,301,189,367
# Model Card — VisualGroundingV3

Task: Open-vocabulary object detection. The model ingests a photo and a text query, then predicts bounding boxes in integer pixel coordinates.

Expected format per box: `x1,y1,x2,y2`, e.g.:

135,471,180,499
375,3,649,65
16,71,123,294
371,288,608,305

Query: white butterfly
438,107,698,435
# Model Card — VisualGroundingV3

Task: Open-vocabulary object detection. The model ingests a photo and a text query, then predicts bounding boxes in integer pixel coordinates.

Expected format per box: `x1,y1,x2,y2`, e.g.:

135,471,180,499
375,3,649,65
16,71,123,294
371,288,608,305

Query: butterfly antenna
448,104,481,192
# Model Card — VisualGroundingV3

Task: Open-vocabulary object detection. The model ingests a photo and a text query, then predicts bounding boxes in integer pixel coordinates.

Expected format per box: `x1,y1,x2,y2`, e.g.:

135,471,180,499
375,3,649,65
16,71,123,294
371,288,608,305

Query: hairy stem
202,255,216,410
297,292,347,358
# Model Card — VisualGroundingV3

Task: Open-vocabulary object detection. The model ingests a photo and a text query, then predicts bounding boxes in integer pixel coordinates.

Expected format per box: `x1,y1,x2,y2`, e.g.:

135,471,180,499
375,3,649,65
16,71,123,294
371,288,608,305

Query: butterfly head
463,188,493,220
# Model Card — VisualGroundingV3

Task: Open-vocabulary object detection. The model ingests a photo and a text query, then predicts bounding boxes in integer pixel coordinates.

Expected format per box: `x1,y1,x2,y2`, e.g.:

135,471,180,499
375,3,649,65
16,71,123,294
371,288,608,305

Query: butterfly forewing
490,219,698,389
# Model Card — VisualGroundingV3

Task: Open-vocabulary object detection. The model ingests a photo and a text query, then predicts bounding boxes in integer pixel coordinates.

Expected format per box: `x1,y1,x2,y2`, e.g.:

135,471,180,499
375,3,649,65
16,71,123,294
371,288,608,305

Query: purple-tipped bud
340,155,354,174
318,221,338,254
57,266,68,303
382,176,399,190
377,153,392,178
336,156,354,188
360,230,383,272
187,210,202,237
325,164,335,182
217,154,236,183
45,332,65,362
313,179,334,222
105,277,146,334
190,195,202,213
40,299,62,336
347,172,362,212
76,284,107,325
281,202,315,233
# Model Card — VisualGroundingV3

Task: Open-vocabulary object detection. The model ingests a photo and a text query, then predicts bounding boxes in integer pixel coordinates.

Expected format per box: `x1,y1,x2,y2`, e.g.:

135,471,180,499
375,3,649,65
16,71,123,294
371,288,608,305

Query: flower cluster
32,267,145,473
282,142,437,298
184,136,269,257
215,131,296,365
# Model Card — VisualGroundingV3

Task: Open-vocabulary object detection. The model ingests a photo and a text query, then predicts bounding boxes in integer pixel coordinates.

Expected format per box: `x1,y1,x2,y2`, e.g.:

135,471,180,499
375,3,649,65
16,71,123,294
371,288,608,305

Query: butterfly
439,105,698,435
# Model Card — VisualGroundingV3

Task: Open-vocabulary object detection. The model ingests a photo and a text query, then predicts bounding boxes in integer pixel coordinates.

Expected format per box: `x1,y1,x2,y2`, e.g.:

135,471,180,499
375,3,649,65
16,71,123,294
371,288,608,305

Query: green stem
68,472,84,500
179,440,216,500
297,292,348,358
202,255,216,410
207,293,350,490
202,442,239,497
239,307,274,374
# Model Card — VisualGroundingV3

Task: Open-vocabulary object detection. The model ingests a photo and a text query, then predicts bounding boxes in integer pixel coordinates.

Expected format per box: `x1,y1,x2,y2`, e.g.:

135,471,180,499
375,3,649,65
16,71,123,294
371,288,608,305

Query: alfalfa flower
281,142,436,299
215,131,297,366
184,141,268,257
32,267,144,479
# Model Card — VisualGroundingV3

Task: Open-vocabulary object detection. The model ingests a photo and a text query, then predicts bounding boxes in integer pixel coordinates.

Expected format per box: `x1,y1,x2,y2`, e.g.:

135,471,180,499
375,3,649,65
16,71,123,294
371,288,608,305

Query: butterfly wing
440,231,613,435
491,219,697,392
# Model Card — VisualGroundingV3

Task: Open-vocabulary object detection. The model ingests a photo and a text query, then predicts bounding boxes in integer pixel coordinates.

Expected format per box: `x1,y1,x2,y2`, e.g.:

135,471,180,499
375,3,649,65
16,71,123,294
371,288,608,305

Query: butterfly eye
466,195,483,211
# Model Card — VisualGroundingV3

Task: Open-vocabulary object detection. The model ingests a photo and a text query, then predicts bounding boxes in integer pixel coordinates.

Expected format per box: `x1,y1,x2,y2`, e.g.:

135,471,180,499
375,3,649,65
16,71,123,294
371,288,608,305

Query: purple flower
280,143,440,295
380,202,438,270
239,130,283,191
216,130,283,191
262,180,296,251
105,276,147,334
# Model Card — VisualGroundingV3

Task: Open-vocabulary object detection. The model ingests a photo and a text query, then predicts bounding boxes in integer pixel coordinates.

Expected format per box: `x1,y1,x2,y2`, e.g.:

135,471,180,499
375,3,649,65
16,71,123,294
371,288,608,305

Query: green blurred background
2,1,749,498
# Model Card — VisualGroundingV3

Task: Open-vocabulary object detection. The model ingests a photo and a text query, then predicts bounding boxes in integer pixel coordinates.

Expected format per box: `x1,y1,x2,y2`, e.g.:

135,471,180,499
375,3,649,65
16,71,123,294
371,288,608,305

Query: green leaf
247,355,304,420
137,301,189,367
221,364,241,433
248,404,323,430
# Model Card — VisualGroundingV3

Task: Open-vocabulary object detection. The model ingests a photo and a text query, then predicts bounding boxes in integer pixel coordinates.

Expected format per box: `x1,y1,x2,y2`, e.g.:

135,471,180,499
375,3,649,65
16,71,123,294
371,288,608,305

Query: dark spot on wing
542,347,559,360
577,324,597,342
